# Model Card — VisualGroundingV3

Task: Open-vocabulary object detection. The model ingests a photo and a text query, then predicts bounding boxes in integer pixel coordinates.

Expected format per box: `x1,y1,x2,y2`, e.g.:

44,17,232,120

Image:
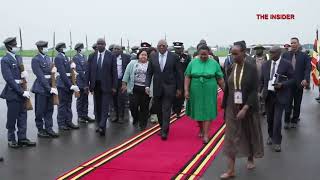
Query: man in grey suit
145,40,183,140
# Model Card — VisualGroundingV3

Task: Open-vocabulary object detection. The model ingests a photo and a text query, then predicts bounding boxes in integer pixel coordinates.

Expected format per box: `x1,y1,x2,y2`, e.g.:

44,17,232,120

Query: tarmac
0,59,319,180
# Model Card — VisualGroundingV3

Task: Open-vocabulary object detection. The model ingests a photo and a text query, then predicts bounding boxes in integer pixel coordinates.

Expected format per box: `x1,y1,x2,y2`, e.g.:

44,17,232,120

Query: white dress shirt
117,55,123,79
269,58,281,79
159,51,168,71
97,50,106,67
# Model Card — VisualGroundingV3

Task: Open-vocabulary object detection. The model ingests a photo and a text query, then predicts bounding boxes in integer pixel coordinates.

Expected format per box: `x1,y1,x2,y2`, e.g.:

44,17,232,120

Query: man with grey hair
260,46,294,152
145,39,183,140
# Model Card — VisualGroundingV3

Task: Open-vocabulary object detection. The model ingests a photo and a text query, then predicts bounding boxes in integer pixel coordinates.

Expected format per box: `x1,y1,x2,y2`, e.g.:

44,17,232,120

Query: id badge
234,91,243,104
268,77,276,91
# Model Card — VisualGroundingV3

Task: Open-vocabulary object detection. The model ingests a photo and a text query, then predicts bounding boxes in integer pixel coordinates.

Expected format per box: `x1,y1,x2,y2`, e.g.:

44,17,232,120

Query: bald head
269,46,282,61
96,38,106,53
157,39,168,54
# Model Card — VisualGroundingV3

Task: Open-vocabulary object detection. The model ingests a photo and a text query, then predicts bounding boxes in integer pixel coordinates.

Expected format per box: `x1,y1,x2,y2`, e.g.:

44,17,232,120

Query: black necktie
97,53,102,68
270,61,276,79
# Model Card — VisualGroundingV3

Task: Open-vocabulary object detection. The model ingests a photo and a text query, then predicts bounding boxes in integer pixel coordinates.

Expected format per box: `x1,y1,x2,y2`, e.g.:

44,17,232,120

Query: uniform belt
44,75,51,79
15,80,23,84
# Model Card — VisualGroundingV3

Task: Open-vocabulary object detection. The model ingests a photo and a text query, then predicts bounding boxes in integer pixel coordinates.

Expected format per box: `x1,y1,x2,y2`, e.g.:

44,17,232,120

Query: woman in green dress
184,45,225,144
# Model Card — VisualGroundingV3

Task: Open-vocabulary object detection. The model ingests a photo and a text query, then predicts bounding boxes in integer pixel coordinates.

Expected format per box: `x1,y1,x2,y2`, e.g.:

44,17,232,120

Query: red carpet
57,91,224,180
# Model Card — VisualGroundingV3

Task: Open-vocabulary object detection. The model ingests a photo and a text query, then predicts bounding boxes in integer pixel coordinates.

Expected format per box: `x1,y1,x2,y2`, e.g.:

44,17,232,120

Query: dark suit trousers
6,100,27,141
57,88,73,127
112,79,127,118
172,88,184,115
285,84,303,124
129,85,151,129
94,81,111,129
266,92,284,145
153,95,174,135
35,94,53,131
76,88,89,118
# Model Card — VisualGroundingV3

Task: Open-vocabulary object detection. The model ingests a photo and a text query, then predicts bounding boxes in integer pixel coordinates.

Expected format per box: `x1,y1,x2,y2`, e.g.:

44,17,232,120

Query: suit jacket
118,53,131,80
72,53,87,88
260,58,294,105
31,54,52,95
222,61,259,111
86,50,117,93
55,52,72,90
0,53,24,101
282,51,311,85
146,51,183,97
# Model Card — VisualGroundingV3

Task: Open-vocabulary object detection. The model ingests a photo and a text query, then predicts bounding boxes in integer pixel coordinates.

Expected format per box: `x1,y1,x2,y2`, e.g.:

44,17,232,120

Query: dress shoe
98,128,106,136
274,144,281,152
8,141,21,149
315,96,320,101
78,117,88,123
18,139,36,147
161,133,168,141
46,130,59,138
37,129,50,138
266,137,273,145
291,123,297,129
176,113,181,118
0,157,3,162
67,123,80,130
284,123,290,130
59,126,71,131
95,127,100,133
85,116,95,123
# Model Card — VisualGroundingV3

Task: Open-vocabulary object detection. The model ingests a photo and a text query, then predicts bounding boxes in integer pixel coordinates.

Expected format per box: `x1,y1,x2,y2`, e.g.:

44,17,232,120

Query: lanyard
234,63,244,90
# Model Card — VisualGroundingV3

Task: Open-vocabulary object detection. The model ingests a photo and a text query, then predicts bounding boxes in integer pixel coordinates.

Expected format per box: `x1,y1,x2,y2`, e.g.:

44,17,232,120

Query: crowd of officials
0,36,312,179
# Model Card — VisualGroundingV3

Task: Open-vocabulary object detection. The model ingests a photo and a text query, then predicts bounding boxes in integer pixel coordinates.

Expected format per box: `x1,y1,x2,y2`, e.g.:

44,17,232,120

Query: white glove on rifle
50,88,58,95
51,67,57,73
70,62,76,69
70,85,80,92
21,71,29,79
22,91,31,99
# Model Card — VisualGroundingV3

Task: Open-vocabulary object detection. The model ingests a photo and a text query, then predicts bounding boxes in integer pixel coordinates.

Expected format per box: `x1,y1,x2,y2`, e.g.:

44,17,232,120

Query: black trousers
266,92,285,145
285,84,303,124
129,85,150,129
172,95,184,115
94,81,111,129
112,79,127,118
76,88,89,118
35,94,53,131
153,94,174,135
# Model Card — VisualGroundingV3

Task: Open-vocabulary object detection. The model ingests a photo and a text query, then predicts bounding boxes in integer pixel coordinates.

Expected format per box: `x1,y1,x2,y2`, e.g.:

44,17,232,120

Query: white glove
51,67,57,73
50,88,58,95
70,62,76,69
70,85,80,92
22,91,31,99
21,71,29,79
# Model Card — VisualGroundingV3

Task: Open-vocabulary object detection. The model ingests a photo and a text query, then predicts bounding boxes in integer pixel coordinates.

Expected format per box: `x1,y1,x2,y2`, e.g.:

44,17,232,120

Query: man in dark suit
145,39,183,140
111,45,131,123
261,46,294,152
282,37,311,129
172,41,191,118
86,38,117,136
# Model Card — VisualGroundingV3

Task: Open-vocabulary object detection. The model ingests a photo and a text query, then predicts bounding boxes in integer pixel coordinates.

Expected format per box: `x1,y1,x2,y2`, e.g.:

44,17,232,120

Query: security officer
54,42,80,131
130,46,139,60
0,37,36,148
73,43,95,123
172,42,191,118
31,40,59,138
140,42,151,50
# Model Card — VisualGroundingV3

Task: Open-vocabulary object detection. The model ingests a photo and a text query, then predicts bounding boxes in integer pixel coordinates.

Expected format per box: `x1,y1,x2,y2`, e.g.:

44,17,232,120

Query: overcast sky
0,0,318,49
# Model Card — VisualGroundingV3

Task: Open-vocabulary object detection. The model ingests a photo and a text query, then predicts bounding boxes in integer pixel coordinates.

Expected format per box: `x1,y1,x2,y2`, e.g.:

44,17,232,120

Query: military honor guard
31,40,59,138
0,37,36,148
54,42,80,131
172,42,191,118
72,43,95,123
